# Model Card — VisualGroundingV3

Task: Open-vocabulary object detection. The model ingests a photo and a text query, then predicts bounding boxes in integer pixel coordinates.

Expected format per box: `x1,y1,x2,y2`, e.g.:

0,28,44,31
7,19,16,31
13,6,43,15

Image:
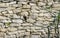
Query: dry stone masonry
0,0,60,38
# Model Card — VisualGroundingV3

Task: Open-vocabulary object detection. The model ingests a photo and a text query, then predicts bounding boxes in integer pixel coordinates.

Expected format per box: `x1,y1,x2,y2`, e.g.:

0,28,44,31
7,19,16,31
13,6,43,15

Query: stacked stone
0,0,60,38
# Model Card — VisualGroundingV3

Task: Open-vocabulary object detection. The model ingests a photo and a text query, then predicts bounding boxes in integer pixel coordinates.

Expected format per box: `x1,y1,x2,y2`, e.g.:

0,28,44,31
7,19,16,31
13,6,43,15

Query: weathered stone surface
31,5,39,10
30,13,38,19
18,0,27,2
7,27,17,32
38,13,44,17
52,7,60,10
10,23,21,27
0,32,5,37
0,0,59,38
0,16,9,20
37,17,44,21
38,2,46,6
1,20,11,23
24,32,30,35
43,21,50,24
8,10,13,14
0,3,7,7
53,3,60,8
21,12,28,16
23,5,30,9
34,21,43,26
22,23,33,26
2,11,7,14
27,18,35,23
12,19,23,23
6,31,18,35
43,13,51,17
11,14,20,18
40,10,48,13
0,28,7,32
18,27,24,30
31,9,40,13
19,2,27,5
0,23,4,27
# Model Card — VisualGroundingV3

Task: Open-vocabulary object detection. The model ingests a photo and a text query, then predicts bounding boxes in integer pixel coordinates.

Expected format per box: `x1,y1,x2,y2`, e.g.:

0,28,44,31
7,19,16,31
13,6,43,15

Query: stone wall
0,0,60,38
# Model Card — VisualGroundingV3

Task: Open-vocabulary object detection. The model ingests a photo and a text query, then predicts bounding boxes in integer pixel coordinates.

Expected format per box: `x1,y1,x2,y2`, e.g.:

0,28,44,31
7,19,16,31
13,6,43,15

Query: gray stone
5,35,12,38
11,14,20,18
38,2,46,6
43,13,51,17
18,2,27,5
34,22,43,26
22,23,33,26
21,12,29,16
31,9,40,13
0,3,7,7
12,19,23,23
10,23,21,27
40,10,48,13
8,10,13,14
31,5,39,10
0,0,58,38
0,23,4,27
30,13,38,19
13,8,21,13
2,11,7,14
0,16,9,20
7,27,17,32
10,35,16,38
23,5,30,9
31,0,38,2
18,27,24,30
27,18,35,23
43,21,50,25
8,1,16,4
0,28,7,32
38,13,44,17
6,31,18,35
36,17,44,21
31,35,40,38
0,37,4,38
1,20,11,23
0,32,5,37
18,0,27,2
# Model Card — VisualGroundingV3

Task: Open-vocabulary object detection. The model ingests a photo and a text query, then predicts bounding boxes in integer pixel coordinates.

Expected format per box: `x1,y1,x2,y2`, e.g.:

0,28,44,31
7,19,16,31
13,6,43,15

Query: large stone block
12,19,23,23
38,2,46,6
0,3,7,7
21,11,29,16
22,23,33,26
6,31,17,35
0,32,5,37
31,9,40,13
0,28,7,32
7,27,17,32
10,23,21,27
17,0,27,2
27,18,35,23
0,16,9,20
31,34,40,38
22,5,31,9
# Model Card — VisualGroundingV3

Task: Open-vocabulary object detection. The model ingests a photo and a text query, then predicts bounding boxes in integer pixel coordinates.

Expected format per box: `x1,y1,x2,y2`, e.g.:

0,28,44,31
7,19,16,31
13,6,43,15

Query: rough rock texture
0,0,60,38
